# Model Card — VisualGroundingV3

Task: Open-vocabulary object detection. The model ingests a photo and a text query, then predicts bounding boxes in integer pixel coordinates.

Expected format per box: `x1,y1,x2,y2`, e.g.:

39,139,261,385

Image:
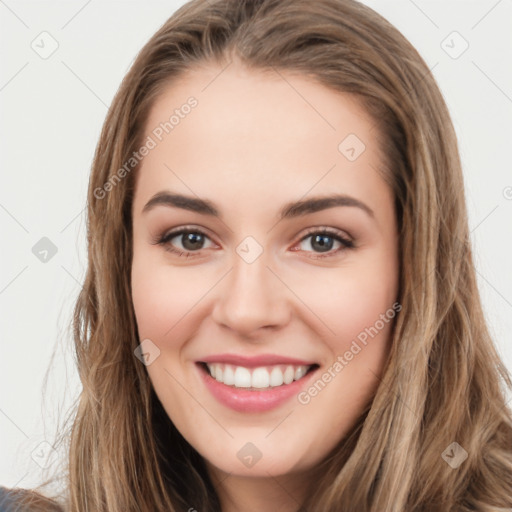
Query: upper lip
198,353,318,368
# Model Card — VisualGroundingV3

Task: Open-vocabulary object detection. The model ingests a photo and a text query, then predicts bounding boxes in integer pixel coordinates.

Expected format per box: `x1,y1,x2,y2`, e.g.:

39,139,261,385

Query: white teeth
204,363,313,389
252,367,270,388
269,366,283,387
294,366,307,380
233,366,252,387
223,364,235,385
283,365,295,385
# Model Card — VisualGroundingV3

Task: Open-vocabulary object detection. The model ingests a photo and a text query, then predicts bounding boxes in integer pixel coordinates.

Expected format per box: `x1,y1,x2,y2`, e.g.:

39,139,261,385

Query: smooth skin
131,61,400,512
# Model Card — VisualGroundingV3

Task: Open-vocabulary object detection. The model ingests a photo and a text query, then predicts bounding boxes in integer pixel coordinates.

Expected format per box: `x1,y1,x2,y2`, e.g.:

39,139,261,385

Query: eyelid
152,224,216,244
298,225,353,243
151,225,217,254
152,224,354,259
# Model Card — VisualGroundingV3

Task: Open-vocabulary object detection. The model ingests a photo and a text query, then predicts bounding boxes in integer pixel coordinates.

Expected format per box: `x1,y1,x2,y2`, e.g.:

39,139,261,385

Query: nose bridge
211,237,288,334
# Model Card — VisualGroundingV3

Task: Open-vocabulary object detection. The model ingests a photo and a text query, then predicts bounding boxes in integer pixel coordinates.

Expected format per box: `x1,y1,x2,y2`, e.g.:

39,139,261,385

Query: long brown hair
15,0,512,510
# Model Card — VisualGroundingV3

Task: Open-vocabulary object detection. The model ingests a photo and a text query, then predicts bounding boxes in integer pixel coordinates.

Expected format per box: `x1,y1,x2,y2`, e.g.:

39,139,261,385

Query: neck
205,461,317,512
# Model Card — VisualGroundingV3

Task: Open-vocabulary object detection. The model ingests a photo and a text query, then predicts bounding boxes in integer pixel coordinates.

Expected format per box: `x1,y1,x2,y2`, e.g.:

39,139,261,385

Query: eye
152,226,354,259
152,226,215,258
293,227,354,259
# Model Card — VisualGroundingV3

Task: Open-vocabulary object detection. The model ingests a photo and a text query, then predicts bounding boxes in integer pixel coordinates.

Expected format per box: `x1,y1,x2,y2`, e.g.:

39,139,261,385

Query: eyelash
151,225,355,260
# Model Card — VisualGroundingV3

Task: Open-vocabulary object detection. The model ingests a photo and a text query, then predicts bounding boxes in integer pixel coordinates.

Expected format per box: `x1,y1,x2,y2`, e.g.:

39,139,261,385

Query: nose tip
210,254,289,337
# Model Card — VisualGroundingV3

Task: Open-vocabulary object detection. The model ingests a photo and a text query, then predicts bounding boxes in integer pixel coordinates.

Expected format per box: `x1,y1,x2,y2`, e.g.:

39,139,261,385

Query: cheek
131,254,215,344
132,253,398,345
293,270,398,436
328,277,395,342
287,260,398,348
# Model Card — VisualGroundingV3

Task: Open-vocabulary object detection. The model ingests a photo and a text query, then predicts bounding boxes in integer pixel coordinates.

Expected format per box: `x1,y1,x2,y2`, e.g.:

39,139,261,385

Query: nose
211,249,290,337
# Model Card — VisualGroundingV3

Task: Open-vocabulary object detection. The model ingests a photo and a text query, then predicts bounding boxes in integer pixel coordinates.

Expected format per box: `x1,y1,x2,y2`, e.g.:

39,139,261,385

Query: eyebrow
142,191,375,220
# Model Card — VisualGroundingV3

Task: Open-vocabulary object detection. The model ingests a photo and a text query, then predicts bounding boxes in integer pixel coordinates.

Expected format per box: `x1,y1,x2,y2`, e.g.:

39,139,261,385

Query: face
131,62,399,484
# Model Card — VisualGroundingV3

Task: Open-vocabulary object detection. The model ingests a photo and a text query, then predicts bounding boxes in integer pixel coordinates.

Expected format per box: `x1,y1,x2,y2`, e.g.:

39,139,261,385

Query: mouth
196,361,320,391
195,360,320,413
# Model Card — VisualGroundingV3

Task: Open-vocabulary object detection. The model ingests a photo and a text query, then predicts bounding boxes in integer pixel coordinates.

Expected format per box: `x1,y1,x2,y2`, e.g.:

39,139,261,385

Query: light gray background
1,0,511,490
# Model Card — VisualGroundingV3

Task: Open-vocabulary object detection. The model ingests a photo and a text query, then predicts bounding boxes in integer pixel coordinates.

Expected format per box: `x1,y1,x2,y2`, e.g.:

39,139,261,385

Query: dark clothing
0,486,63,511
0,486,16,511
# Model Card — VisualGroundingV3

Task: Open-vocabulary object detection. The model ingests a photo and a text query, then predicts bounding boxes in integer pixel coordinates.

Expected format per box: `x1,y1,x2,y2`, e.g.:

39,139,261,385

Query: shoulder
0,485,63,512
0,486,16,511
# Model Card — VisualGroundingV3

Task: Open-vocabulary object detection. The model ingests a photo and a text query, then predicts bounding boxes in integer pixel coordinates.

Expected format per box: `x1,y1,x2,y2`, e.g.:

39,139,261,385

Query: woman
3,0,512,510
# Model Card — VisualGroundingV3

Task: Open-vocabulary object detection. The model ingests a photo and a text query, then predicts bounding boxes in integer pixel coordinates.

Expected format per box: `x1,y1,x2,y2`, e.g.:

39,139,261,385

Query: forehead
133,64,390,224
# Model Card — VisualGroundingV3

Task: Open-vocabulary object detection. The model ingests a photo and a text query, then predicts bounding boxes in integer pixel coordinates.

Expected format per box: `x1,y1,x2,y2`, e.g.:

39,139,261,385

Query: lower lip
196,362,319,413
